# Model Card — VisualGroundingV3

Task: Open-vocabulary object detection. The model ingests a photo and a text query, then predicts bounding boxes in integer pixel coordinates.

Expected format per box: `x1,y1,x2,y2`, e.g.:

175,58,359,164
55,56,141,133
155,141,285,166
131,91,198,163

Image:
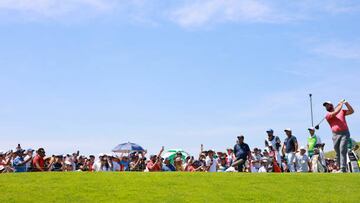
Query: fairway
1,173,359,202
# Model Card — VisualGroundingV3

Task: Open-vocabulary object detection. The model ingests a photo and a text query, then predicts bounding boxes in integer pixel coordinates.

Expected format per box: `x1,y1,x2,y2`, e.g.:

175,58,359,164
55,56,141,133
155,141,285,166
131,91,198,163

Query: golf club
314,117,325,130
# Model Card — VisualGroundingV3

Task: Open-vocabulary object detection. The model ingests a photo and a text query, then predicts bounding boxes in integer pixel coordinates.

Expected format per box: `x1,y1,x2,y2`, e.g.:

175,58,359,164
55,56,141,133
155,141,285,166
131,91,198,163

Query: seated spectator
217,156,228,172
162,158,176,172
146,147,164,172
32,148,46,172
51,155,64,171
311,148,326,173
174,157,184,171
205,150,218,172
12,149,29,172
294,146,311,172
251,148,262,172
120,156,130,171
24,149,34,172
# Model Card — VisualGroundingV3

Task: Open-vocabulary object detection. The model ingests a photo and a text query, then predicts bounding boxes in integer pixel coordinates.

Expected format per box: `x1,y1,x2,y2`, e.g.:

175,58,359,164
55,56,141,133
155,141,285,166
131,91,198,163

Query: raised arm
328,101,344,118
344,101,354,115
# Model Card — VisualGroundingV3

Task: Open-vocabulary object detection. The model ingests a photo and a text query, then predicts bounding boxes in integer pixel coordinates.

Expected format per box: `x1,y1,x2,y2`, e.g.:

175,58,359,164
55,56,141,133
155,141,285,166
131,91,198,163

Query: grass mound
1,172,360,202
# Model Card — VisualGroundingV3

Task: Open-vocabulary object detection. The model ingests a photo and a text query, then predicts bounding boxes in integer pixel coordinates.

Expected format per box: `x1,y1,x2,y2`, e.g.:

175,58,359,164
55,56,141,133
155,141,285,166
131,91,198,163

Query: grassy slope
1,172,360,203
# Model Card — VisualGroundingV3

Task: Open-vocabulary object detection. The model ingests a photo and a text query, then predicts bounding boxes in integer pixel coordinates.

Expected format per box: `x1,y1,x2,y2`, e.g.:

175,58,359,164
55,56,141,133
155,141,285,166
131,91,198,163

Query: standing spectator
281,128,298,172
234,135,251,172
13,149,30,172
307,127,322,158
294,147,311,172
265,129,282,167
205,150,218,172
32,148,46,172
323,100,354,172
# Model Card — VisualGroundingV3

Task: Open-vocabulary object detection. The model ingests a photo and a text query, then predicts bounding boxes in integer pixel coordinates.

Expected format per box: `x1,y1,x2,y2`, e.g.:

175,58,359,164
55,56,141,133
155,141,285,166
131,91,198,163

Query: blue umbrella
112,142,145,153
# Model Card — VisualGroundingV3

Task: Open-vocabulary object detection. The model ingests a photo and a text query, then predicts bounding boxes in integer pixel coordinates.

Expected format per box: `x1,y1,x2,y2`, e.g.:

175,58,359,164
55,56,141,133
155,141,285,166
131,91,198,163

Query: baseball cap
308,127,315,131
300,146,306,150
266,129,274,133
284,128,292,132
26,148,34,152
237,135,244,139
323,101,333,106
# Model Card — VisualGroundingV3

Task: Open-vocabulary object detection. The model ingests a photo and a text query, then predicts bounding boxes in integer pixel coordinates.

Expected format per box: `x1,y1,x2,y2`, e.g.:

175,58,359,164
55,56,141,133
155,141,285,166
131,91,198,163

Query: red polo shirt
32,154,45,171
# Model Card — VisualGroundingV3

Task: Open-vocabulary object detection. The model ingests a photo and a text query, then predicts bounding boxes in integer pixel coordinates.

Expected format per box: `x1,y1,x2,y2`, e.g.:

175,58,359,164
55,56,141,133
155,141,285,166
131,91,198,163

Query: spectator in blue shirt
233,135,251,172
13,150,30,173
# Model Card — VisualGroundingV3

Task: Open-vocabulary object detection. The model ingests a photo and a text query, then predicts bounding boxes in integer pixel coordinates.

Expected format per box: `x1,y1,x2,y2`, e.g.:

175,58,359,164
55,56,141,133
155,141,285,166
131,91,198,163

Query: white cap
64,160,72,165
308,127,315,131
284,128,292,132
323,101,333,106
300,146,306,150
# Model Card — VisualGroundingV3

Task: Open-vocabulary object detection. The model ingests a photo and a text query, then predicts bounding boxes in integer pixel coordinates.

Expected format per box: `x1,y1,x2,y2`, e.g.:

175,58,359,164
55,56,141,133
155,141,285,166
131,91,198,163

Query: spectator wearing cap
226,148,235,167
307,127,322,158
205,149,218,172
323,100,354,172
162,157,176,172
234,135,251,172
32,148,46,172
12,149,29,172
281,128,298,172
146,147,164,172
251,148,261,172
294,146,311,173
265,129,282,167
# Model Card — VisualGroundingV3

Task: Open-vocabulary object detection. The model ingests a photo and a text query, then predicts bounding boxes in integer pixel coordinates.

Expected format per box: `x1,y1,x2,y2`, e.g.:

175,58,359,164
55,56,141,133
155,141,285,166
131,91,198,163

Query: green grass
1,172,360,202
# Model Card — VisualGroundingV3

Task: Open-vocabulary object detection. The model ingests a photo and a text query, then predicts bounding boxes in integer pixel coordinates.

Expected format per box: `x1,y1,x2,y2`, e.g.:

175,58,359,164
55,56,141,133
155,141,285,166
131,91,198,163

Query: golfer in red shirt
323,99,354,172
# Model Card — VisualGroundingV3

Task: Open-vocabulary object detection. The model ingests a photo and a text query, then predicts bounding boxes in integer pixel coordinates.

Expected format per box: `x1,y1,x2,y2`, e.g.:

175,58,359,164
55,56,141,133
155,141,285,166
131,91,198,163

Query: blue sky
0,0,360,156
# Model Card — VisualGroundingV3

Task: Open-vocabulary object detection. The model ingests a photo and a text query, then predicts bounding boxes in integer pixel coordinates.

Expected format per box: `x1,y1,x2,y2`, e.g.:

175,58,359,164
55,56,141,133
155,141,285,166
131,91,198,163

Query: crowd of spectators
1,128,359,174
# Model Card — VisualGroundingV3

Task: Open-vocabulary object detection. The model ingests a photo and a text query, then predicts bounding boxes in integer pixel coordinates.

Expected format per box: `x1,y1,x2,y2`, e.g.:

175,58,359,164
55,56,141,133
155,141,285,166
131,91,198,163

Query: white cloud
169,0,288,28
311,40,360,60
0,0,113,17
